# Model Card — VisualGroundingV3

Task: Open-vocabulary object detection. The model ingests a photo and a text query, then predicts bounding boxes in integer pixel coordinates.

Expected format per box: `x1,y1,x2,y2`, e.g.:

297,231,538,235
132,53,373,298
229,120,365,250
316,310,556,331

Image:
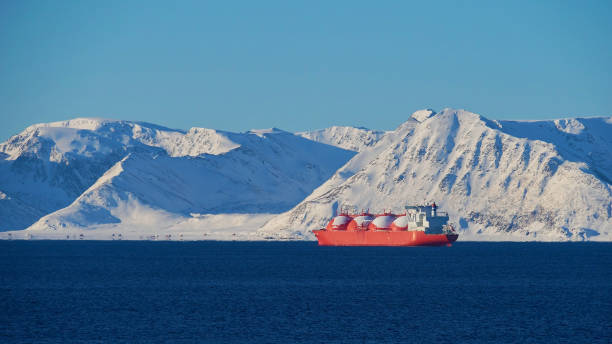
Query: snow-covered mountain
296,126,385,152
259,109,612,241
3,109,611,241
0,118,354,232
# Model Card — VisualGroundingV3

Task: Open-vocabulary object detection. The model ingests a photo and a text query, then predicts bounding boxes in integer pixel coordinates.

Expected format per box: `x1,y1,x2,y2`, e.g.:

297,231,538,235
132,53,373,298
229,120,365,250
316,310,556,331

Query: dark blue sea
1,241,611,343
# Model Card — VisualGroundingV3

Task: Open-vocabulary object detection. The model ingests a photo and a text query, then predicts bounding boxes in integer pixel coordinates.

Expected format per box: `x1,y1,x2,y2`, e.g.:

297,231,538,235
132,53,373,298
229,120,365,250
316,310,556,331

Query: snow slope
0,118,353,231
296,126,385,152
23,128,353,235
259,109,612,241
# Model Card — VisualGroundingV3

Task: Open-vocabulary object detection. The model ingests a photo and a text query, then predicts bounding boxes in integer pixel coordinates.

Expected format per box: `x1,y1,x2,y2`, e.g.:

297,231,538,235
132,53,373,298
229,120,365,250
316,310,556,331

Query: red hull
313,229,458,246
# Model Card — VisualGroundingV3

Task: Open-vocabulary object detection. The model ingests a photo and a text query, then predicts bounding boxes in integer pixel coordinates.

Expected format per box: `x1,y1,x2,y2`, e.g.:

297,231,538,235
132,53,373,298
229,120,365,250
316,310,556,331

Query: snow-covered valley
2,109,611,241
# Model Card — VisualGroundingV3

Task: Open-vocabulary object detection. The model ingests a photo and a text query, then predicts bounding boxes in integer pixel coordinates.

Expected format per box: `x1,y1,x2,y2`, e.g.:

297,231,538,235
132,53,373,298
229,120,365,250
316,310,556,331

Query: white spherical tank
325,215,352,230
390,215,408,231
368,214,397,230
347,214,374,231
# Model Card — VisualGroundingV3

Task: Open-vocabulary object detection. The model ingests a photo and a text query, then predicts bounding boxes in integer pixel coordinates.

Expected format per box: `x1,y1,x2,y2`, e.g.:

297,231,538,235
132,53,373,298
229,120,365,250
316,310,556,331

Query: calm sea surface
1,241,611,343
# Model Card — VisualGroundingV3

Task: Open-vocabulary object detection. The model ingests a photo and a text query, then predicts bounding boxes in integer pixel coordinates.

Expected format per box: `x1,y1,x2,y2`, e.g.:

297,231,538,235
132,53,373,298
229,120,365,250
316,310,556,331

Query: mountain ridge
0,119,355,232
2,109,611,241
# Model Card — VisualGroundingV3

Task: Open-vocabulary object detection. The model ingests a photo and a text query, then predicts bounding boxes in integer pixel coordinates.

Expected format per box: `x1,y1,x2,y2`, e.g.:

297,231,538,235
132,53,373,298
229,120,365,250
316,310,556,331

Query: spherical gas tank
368,214,397,231
347,214,374,231
390,215,408,231
326,215,352,231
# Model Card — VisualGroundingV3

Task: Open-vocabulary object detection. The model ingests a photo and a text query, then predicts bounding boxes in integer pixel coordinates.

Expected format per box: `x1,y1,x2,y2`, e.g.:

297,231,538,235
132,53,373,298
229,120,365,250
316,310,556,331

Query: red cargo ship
313,203,458,246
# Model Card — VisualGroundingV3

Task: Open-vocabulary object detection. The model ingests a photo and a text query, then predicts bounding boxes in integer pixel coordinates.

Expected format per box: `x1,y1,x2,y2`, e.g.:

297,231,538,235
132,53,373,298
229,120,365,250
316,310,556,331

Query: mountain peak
27,117,120,132
410,109,437,122
248,128,288,137
24,117,183,135
296,126,385,152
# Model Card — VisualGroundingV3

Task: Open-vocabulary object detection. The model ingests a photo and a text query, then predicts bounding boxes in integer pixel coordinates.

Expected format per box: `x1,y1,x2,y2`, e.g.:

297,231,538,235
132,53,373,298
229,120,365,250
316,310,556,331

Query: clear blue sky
1,1,611,140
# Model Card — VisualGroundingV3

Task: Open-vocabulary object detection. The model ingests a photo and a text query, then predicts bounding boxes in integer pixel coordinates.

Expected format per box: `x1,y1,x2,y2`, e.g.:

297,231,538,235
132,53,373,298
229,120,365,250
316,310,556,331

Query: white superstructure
404,205,454,234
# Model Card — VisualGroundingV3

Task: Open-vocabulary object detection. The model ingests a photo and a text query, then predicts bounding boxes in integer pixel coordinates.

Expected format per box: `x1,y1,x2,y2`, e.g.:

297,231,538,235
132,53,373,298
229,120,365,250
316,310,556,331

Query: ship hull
313,229,458,246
